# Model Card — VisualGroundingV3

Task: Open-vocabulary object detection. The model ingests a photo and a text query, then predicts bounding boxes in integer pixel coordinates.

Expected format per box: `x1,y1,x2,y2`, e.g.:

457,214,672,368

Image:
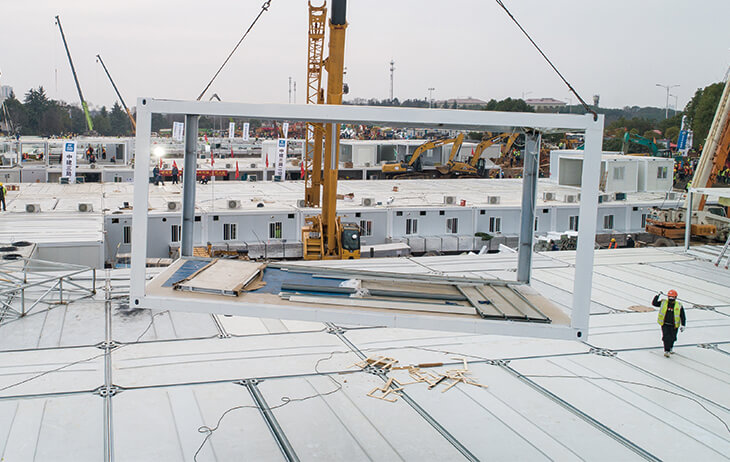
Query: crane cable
197,0,273,101
494,0,598,121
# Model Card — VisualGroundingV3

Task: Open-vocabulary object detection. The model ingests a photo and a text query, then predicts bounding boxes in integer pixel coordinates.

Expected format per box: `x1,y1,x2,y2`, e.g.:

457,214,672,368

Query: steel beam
517,131,540,283
181,115,199,257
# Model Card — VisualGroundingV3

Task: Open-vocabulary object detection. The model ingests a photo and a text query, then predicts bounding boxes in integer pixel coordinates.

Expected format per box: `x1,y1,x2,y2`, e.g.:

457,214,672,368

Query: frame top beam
138,98,602,133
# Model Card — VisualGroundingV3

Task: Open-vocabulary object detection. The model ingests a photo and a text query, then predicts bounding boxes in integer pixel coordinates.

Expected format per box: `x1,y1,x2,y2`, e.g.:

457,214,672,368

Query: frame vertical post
130,98,152,305
517,131,540,283
571,116,604,338
182,115,199,257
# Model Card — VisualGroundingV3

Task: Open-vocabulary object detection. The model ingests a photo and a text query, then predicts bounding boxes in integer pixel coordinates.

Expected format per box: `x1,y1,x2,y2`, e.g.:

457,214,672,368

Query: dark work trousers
661,324,678,352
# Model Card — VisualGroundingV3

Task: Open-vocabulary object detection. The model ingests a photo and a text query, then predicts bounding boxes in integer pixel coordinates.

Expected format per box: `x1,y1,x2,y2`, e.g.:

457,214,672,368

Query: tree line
2,83,724,151
1,86,133,137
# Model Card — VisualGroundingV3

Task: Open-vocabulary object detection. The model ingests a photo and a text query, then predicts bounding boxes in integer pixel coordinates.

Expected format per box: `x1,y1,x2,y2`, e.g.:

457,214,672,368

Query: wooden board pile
352,355,488,403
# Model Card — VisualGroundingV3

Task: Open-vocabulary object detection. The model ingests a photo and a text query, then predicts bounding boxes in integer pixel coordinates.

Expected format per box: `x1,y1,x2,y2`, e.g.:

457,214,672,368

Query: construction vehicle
438,132,518,176
646,78,730,244
622,131,668,157
96,54,136,132
55,16,94,132
562,133,584,150
301,0,362,260
382,134,463,177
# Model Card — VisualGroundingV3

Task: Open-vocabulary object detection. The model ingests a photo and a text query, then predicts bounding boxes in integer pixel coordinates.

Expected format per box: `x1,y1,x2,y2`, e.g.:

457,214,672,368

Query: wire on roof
494,0,598,121
197,0,273,101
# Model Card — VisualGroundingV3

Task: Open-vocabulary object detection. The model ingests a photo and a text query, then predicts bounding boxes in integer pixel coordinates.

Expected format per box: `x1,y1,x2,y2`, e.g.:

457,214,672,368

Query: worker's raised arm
651,294,662,307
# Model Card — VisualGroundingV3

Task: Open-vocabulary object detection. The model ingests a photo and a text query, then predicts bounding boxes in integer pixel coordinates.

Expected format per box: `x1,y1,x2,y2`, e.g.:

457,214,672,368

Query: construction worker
0,182,6,211
626,235,635,248
652,290,686,357
608,238,618,249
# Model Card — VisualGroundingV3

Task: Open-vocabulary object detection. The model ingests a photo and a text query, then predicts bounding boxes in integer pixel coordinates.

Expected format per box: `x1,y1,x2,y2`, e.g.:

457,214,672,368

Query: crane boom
692,79,730,210
96,54,136,132
55,16,93,132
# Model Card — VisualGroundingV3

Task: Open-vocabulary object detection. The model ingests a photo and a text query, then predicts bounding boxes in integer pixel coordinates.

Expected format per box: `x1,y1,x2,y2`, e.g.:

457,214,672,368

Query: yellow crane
381,134,464,177
301,0,361,260
303,2,327,207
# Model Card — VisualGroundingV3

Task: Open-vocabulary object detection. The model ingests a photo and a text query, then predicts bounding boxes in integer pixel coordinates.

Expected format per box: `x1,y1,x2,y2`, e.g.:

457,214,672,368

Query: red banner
159,169,229,176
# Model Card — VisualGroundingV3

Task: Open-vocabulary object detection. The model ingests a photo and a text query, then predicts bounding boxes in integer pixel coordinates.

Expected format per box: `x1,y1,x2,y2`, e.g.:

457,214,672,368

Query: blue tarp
253,268,346,294
162,260,211,287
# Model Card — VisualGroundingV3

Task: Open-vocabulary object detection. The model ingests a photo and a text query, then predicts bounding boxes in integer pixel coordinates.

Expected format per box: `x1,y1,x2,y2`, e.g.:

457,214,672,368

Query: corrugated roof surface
0,247,727,460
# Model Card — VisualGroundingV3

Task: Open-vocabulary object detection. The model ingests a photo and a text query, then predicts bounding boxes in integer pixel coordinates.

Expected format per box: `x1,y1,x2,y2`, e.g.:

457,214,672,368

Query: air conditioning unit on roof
362,197,375,207
167,201,181,211
297,199,307,208
443,196,456,205
228,200,241,209
488,196,500,205
78,203,93,212
25,203,41,213
563,194,577,203
542,192,555,201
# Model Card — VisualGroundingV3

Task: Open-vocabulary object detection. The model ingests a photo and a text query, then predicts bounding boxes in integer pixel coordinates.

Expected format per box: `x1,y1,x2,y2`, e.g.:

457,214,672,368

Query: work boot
669,350,675,354
664,351,670,358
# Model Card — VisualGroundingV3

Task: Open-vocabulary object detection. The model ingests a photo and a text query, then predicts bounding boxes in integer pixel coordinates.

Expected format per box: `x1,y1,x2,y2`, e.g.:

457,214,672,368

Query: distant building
0,85,13,103
440,97,487,108
525,98,566,112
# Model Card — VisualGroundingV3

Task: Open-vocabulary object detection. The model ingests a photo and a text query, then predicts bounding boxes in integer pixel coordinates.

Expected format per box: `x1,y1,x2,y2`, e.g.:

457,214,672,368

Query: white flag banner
242,122,250,141
282,122,289,139
274,138,287,180
228,122,235,140
61,141,77,183
172,122,184,141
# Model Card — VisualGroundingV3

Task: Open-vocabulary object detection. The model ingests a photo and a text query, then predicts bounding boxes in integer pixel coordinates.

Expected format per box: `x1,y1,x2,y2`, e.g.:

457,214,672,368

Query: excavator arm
442,133,465,165
408,134,463,167
469,132,517,167
622,132,659,156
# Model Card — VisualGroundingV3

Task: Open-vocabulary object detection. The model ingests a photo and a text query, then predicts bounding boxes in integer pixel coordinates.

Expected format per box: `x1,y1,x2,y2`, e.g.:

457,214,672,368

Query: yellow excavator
437,132,518,176
381,134,464,177
301,0,361,260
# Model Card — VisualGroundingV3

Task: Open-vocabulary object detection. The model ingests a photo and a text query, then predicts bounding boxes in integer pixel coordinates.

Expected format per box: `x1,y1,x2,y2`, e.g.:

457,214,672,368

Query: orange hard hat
667,289,678,297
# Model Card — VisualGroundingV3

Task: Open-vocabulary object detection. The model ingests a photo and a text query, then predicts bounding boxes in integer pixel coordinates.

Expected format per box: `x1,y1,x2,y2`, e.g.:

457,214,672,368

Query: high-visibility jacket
657,299,682,327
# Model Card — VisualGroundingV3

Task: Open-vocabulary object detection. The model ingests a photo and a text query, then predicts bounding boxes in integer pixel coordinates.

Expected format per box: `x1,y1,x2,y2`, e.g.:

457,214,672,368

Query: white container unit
637,157,674,192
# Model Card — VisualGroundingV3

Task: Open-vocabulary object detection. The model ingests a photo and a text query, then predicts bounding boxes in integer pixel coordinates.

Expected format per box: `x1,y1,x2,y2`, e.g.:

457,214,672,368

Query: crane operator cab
340,222,361,259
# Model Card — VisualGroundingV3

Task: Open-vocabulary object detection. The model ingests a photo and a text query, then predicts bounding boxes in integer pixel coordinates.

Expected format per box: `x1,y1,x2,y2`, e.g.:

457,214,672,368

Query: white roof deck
0,247,727,460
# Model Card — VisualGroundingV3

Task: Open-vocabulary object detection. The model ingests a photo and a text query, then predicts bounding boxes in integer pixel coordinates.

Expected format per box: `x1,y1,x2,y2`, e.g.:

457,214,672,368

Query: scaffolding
0,257,96,324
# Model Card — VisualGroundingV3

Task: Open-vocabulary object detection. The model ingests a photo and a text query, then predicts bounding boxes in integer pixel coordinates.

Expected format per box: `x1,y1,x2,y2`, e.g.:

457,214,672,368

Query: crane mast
304,2,327,207
321,0,347,256
55,16,94,132
301,0,359,260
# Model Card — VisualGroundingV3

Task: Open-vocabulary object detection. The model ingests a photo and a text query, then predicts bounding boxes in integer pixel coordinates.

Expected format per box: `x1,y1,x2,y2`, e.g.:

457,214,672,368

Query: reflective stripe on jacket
657,299,682,327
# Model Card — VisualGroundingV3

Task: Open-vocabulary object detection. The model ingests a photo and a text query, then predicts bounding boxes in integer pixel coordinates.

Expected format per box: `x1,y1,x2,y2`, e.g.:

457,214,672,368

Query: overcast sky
1,0,728,112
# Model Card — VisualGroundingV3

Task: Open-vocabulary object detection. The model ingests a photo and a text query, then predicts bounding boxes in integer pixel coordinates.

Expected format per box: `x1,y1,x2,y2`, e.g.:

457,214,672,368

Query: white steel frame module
130,98,604,341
